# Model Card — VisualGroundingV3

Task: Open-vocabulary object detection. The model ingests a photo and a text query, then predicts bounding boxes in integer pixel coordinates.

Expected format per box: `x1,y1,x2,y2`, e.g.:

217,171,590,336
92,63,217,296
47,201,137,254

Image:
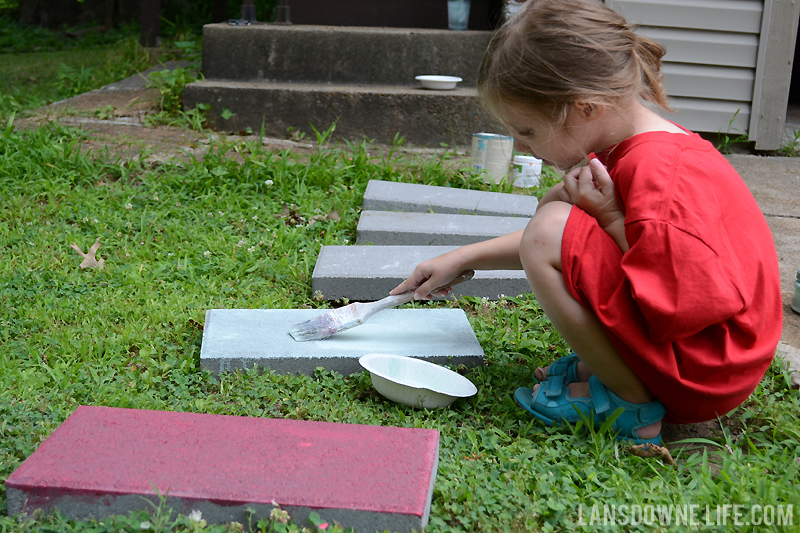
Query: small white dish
415,75,463,90
359,353,477,409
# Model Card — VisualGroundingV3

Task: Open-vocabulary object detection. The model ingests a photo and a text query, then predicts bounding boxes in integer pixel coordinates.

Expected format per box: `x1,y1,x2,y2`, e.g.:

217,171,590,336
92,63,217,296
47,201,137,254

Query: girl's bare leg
519,201,660,439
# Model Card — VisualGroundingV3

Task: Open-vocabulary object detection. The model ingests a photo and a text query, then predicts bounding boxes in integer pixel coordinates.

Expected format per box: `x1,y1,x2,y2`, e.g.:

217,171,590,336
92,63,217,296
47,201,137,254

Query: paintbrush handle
358,269,476,317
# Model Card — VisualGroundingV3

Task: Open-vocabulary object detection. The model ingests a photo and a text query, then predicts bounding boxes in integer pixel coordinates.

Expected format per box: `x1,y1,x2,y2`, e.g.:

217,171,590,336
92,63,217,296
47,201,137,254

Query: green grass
0,18,200,120
0,121,798,533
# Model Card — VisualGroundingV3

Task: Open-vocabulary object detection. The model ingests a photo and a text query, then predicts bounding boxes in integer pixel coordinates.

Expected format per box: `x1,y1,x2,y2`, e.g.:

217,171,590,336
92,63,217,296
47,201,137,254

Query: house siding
609,0,800,149
607,0,766,139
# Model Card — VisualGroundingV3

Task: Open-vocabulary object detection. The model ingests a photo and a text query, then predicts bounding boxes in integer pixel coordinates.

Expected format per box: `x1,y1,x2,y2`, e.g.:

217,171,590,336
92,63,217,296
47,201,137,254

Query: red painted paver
5,406,440,532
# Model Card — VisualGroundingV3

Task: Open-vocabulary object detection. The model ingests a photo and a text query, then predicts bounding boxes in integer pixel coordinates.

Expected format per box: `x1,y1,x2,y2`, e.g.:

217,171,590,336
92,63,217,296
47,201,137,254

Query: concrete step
189,23,502,145
312,245,530,300
6,406,439,533
184,80,496,146
357,210,530,245
200,308,484,375
201,24,492,87
362,179,539,217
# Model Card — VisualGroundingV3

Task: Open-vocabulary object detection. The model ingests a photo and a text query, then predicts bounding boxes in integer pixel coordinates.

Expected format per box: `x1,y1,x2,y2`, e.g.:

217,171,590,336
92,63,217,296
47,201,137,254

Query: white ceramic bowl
415,75,463,90
359,353,478,409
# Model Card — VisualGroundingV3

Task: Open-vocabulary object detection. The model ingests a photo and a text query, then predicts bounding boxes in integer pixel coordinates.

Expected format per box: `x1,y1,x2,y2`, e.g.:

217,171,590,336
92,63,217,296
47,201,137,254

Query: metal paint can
470,133,514,184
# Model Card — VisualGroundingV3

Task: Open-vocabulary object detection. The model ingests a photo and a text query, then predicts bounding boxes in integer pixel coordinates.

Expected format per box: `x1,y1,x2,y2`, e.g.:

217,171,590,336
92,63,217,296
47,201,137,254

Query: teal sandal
514,375,665,445
536,353,581,385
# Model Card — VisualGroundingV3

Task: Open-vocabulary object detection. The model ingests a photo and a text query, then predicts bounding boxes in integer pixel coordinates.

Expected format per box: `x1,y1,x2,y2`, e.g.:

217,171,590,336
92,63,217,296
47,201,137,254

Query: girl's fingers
587,157,612,188
560,167,581,203
389,269,427,295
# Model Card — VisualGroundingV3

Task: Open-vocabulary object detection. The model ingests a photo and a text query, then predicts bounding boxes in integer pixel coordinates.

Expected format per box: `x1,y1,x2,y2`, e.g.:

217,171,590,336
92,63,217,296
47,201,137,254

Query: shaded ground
13,68,800,448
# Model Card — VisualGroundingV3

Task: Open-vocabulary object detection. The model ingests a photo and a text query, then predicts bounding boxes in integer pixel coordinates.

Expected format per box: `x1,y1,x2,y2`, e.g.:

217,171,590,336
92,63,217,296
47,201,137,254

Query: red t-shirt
561,130,782,423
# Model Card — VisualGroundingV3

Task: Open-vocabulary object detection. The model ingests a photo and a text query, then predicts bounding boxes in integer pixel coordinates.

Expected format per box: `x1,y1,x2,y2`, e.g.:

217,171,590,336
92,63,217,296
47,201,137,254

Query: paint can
471,133,514,184
510,155,542,188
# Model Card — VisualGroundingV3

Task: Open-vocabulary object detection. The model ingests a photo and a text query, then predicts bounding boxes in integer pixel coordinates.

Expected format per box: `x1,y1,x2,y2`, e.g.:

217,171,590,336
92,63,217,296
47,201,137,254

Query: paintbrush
288,270,475,341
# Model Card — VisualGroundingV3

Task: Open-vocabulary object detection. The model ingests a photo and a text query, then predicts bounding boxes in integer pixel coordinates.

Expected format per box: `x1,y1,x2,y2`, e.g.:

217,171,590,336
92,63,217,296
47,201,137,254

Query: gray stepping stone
312,245,530,301
356,210,530,245
200,308,484,375
362,180,538,217
6,405,440,533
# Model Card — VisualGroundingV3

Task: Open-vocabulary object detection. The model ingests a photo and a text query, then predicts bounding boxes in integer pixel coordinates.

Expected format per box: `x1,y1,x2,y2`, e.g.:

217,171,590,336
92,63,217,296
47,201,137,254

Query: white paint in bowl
359,353,478,408
415,75,463,90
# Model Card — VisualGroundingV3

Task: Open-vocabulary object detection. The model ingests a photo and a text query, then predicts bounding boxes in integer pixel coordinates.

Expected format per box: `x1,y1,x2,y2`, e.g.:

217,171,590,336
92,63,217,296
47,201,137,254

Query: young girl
391,0,782,445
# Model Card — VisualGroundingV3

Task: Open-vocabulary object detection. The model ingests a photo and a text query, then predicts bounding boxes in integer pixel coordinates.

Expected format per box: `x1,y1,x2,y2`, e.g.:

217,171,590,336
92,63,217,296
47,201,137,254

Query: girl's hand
558,158,624,232
390,253,466,300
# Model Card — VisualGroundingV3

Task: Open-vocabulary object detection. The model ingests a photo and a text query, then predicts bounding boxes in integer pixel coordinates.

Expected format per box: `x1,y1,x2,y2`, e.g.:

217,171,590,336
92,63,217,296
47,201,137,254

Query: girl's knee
520,202,571,268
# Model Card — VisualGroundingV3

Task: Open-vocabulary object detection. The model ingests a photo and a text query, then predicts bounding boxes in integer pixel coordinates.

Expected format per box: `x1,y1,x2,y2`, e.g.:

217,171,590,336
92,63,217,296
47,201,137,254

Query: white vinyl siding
607,0,770,144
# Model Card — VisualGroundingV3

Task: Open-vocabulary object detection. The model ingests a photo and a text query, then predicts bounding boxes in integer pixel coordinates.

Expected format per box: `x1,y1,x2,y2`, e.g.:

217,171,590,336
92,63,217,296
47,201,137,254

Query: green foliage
716,109,751,154
0,17,137,54
145,66,207,129
0,27,153,119
779,127,800,157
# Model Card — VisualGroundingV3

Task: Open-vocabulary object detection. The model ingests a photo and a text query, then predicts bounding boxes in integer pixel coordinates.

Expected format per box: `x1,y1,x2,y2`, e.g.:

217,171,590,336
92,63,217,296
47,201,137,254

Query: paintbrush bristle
289,304,364,342
288,313,339,341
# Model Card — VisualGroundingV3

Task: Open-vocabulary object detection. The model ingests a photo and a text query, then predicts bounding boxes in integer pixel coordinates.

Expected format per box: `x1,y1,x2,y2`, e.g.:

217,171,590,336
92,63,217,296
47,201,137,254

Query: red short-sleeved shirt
561,130,782,423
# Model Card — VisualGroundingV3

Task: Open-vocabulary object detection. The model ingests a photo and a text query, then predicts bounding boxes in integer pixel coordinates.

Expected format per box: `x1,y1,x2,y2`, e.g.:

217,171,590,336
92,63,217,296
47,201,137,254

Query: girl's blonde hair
478,0,671,128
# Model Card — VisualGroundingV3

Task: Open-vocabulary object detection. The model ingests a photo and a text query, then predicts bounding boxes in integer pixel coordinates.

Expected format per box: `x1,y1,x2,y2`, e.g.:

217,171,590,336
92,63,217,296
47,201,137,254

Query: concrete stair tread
6,406,439,532
193,79,479,96
201,24,491,86
199,308,485,375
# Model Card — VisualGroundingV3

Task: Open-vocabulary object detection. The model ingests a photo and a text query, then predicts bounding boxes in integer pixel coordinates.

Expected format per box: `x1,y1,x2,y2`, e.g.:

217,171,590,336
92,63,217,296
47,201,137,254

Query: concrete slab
362,180,539,217
356,210,530,246
312,245,531,301
200,308,484,375
766,216,800,302
5,406,439,533
776,342,800,389
727,155,800,218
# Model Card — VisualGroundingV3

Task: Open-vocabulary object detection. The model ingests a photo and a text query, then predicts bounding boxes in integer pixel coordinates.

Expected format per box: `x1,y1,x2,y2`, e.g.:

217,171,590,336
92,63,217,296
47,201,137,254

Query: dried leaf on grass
275,203,304,226
275,204,341,227
69,237,105,270
308,209,341,226
629,442,675,465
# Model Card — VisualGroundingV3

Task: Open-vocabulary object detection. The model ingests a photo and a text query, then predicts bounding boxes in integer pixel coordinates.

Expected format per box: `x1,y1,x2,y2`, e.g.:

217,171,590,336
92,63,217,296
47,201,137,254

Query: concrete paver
356,210,530,245
5,406,439,532
362,179,538,217
312,245,531,301
200,308,485,375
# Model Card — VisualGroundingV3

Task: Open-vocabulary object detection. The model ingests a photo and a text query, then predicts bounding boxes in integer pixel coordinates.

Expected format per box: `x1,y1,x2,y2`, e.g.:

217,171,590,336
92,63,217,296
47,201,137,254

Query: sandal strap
588,376,612,413
544,373,566,399
588,376,666,440
547,354,579,378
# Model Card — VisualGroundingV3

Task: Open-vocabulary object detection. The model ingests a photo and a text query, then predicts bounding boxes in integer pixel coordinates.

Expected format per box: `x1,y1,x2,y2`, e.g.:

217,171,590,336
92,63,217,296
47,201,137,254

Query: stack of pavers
313,179,537,300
